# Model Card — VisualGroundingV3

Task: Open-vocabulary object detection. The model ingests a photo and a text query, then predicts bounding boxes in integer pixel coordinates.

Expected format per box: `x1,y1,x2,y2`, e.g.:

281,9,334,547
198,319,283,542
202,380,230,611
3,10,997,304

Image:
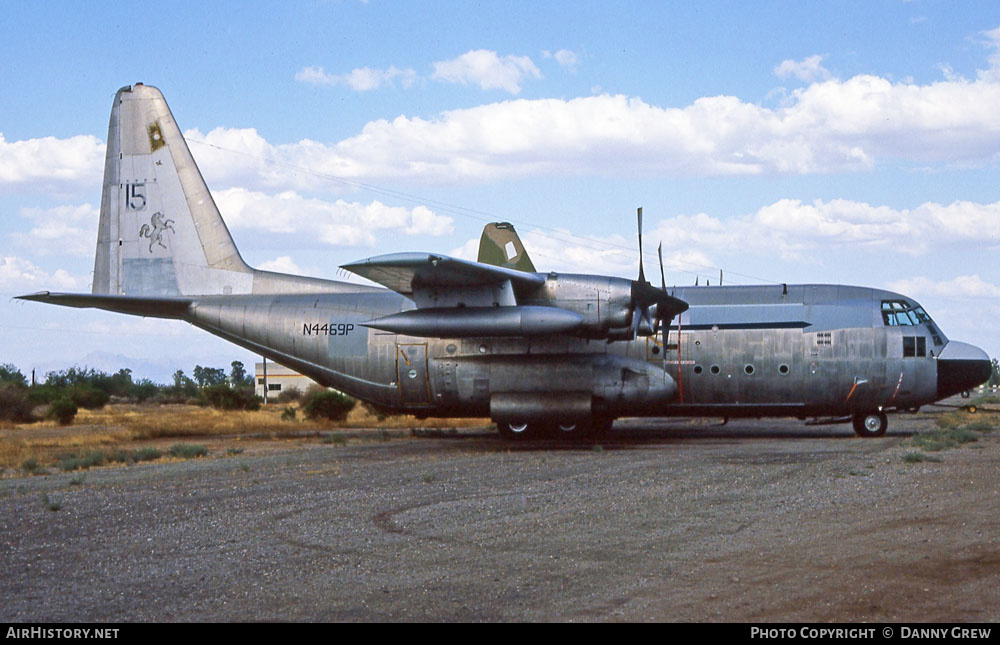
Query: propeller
629,207,687,339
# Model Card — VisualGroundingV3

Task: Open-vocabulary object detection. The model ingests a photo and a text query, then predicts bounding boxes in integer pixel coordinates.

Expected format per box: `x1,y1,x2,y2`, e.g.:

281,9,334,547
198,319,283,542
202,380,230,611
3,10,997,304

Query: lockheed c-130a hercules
18,84,993,440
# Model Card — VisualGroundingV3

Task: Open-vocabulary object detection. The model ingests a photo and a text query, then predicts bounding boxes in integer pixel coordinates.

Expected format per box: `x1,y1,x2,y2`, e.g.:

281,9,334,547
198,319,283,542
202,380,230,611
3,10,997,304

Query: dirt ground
1,405,997,622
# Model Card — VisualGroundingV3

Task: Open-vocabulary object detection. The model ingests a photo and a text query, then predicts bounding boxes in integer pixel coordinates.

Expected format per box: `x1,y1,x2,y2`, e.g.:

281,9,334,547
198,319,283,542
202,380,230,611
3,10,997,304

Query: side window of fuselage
903,336,927,358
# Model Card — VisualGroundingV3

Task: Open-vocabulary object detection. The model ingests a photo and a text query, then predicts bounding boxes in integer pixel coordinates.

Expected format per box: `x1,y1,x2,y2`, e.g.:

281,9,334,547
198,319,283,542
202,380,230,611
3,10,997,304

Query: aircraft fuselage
183,279,990,428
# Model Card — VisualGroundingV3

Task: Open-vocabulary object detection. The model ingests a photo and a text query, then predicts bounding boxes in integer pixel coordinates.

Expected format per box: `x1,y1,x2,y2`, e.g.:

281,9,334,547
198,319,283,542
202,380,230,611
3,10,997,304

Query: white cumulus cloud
213,188,453,247
888,275,1000,299
11,31,1000,196
0,255,84,291
187,52,1000,188
650,198,1000,259
12,204,99,257
774,54,832,83
544,49,580,72
257,255,304,275
431,50,542,94
295,65,417,91
0,133,103,193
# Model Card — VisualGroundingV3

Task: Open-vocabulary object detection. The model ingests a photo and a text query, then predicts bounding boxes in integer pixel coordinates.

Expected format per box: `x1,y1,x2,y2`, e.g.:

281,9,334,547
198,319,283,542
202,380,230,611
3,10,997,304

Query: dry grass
0,402,486,474
0,438,31,471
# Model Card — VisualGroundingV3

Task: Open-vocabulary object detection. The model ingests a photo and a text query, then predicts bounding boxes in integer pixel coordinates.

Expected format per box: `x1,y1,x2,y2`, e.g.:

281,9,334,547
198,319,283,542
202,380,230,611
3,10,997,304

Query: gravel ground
1,410,998,622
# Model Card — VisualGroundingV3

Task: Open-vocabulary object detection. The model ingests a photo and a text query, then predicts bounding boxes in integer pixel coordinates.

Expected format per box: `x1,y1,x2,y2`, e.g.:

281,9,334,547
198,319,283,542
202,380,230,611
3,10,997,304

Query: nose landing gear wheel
852,412,888,437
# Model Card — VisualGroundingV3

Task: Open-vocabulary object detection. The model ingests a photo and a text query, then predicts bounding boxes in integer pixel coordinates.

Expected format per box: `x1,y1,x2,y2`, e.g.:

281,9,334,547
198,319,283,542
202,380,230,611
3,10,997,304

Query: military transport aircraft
18,84,993,439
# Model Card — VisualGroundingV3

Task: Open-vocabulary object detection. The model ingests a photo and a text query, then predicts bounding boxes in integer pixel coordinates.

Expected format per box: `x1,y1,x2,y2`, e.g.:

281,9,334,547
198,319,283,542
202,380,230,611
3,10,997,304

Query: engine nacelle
438,353,677,422
522,273,639,338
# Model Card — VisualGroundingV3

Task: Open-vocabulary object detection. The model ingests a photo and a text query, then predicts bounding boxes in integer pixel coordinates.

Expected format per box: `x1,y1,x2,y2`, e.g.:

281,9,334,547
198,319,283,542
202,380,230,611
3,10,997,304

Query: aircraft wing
341,253,581,337
341,253,544,297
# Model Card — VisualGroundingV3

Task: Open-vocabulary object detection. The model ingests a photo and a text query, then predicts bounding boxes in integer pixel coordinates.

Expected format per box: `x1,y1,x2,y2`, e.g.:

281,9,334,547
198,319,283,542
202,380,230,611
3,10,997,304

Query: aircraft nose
937,341,993,400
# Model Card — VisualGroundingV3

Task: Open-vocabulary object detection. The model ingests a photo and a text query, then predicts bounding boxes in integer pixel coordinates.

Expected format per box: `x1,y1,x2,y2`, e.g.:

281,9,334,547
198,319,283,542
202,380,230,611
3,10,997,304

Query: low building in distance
254,362,318,399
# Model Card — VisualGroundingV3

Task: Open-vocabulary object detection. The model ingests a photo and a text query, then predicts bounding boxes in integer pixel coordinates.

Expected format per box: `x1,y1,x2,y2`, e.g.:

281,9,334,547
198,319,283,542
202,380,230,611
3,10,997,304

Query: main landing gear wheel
497,421,534,441
556,420,598,440
557,422,579,435
852,412,888,438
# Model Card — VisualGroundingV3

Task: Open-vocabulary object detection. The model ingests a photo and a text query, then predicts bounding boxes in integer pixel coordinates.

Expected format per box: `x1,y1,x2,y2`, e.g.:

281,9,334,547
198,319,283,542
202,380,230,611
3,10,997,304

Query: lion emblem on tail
139,212,175,252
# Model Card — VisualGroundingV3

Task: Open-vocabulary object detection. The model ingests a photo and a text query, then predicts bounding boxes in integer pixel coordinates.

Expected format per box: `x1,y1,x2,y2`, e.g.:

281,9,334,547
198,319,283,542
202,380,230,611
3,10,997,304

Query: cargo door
396,343,431,406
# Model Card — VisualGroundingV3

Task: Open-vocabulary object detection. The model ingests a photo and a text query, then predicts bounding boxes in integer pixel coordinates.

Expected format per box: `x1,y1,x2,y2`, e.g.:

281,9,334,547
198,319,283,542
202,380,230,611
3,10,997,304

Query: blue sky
1,0,999,381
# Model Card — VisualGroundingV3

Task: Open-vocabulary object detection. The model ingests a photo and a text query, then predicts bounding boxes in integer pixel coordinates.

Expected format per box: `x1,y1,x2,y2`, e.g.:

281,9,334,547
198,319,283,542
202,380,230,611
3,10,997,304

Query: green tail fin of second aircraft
477,222,536,273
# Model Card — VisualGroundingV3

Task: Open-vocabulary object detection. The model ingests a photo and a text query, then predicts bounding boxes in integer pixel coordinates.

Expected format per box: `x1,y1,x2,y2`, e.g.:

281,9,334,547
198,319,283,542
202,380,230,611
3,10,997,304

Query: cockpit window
882,299,944,346
881,300,931,327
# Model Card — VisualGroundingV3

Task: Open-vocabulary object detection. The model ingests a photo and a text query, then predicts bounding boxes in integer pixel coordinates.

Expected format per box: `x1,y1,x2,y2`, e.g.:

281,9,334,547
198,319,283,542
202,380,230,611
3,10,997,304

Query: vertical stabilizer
93,83,253,296
477,222,536,273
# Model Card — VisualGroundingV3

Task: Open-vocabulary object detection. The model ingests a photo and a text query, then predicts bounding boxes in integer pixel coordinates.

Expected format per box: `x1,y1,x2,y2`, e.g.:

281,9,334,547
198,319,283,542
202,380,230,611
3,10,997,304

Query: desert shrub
911,427,978,452
322,432,347,445
26,384,64,406
59,450,107,471
281,406,297,421
902,452,943,464
68,385,110,410
46,397,78,425
202,384,261,411
965,419,995,433
42,493,62,512
109,449,133,464
127,379,161,402
0,385,34,422
169,443,207,459
361,401,393,422
303,388,356,422
275,388,304,403
935,413,964,430
133,446,162,462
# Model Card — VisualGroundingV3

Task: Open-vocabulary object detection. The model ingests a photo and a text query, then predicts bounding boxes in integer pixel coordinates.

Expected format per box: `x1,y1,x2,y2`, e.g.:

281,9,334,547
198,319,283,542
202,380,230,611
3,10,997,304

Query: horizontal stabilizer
364,306,584,338
16,291,193,318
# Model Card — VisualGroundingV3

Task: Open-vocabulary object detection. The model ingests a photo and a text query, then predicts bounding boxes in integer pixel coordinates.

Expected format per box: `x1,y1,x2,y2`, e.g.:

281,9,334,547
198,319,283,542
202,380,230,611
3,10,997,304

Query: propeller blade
657,241,665,291
636,207,645,284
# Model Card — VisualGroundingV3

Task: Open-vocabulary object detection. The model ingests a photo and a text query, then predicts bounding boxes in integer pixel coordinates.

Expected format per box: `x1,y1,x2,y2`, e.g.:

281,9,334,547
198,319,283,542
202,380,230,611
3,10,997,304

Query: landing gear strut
852,412,888,438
